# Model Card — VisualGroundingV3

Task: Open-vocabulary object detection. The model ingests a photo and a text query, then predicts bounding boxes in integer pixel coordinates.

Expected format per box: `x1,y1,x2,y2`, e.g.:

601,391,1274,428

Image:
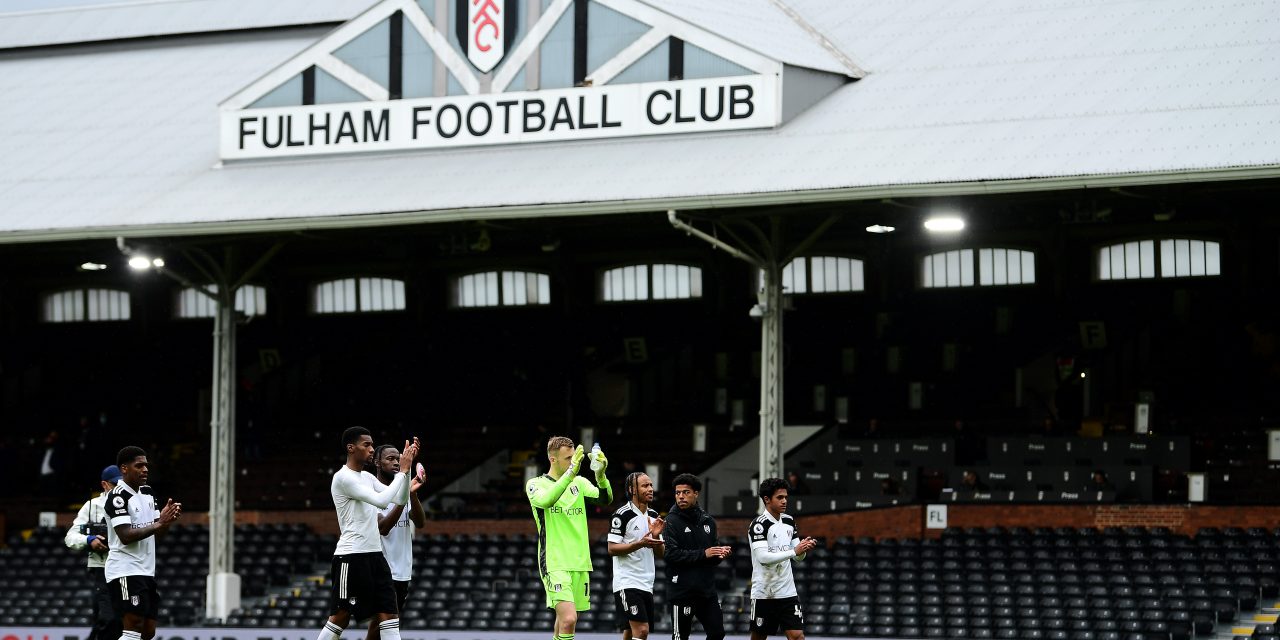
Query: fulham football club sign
217,0,854,160
458,0,516,73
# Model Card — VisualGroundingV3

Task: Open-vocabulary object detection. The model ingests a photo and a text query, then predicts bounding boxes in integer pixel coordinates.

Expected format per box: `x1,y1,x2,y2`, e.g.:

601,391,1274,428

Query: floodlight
924,216,965,232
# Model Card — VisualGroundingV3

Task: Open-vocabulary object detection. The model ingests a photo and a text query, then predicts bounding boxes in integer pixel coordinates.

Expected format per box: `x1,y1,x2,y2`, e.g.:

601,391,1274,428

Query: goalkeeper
526,436,613,640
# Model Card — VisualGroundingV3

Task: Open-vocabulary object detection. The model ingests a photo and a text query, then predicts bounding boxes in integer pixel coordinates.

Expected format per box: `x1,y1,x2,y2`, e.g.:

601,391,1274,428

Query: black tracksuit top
662,503,724,602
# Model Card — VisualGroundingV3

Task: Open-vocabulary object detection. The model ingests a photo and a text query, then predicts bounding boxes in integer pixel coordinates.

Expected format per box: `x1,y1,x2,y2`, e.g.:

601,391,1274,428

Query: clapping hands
794,537,818,555
400,437,420,472
647,517,665,538
158,498,183,526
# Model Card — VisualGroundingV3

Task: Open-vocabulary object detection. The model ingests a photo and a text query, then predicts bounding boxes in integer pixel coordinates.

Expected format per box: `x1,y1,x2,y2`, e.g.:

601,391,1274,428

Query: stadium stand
9,520,1280,638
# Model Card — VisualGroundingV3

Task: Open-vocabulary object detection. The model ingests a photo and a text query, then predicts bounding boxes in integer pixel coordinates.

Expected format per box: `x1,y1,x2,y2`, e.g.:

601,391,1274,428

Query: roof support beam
315,54,390,102
585,27,667,86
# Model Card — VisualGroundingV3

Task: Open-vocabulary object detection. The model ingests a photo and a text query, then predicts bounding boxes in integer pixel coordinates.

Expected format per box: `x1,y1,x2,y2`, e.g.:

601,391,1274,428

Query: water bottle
590,443,603,473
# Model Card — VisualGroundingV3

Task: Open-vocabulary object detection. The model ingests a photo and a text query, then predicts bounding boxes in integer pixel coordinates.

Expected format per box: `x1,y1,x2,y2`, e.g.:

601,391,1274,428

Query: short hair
759,477,790,500
672,473,701,492
116,446,147,467
546,436,574,456
342,426,371,449
374,444,398,462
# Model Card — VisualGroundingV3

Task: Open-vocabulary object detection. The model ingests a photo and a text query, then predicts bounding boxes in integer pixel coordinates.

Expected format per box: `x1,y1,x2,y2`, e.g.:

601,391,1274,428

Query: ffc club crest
456,0,519,73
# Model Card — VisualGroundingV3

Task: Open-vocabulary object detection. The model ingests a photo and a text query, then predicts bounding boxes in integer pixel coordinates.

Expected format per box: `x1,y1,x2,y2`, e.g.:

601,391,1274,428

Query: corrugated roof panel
0,0,370,49
639,0,853,75
0,0,1278,239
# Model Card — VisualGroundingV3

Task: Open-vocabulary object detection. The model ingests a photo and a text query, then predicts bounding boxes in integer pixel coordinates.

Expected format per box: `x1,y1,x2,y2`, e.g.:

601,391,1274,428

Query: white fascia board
5,166,1278,245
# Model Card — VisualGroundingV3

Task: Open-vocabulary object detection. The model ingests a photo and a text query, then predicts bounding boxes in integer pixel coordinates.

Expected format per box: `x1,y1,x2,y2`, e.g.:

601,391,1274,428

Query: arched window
922,248,1037,288
768,256,865,293
42,289,130,322
921,249,974,288
175,285,267,318
1097,240,1156,280
312,277,406,313
452,271,551,307
978,248,1036,286
600,264,702,301
1097,239,1221,280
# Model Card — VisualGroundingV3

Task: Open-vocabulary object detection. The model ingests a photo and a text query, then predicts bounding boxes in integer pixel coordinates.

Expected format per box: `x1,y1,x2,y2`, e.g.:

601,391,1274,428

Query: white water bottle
590,443,603,473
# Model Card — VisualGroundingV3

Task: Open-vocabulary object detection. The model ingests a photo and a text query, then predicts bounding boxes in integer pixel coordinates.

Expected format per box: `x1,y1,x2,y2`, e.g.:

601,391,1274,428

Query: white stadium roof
0,0,372,49
0,0,1278,241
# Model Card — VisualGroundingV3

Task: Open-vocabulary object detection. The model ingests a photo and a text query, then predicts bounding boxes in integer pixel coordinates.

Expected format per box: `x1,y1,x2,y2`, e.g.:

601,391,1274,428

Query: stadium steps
1216,604,1280,639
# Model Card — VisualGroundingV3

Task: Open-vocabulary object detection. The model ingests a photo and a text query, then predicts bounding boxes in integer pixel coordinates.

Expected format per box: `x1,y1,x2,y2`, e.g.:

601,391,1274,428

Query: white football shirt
379,496,414,581
748,510,801,599
331,466,408,555
607,501,659,593
103,481,158,582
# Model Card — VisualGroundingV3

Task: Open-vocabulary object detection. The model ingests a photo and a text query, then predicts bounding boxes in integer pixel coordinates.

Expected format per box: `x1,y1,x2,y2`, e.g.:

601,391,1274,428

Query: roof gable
218,0,851,160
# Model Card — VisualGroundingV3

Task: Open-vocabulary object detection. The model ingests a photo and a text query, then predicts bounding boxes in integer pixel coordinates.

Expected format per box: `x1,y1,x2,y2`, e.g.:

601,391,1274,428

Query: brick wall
931,504,1280,538
801,506,924,541
1094,505,1189,531
932,504,1099,537
44,505,1280,542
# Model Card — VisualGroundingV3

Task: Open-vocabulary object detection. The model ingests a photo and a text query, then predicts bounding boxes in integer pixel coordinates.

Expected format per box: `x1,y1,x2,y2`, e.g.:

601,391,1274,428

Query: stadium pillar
667,211,785,498
117,239,281,620
669,211,838,508
199,242,281,621
207,289,240,621
758,262,784,483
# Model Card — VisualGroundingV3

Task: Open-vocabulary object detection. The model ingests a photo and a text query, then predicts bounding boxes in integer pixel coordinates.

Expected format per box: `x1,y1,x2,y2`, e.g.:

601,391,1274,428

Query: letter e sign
624,337,647,363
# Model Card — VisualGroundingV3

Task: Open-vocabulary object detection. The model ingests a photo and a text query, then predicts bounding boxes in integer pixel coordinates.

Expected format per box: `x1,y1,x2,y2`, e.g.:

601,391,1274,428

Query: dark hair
672,473,701,492
374,444,398,462
624,472,644,500
759,477,790,500
116,445,147,467
342,426,371,450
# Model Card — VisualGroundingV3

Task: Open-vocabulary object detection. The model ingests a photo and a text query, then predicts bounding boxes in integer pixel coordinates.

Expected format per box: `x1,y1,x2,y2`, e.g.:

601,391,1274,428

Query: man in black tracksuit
663,473,733,640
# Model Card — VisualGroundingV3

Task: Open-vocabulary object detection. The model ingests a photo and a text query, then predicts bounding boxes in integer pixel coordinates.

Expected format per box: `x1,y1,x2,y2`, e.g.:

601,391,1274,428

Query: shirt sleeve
64,500,92,549
105,491,131,528
526,473,573,509
588,476,612,506
372,474,407,508
751,543,796,566
578,477,600,500
749,519,794,564
606,510,631,544
338,470,408,509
